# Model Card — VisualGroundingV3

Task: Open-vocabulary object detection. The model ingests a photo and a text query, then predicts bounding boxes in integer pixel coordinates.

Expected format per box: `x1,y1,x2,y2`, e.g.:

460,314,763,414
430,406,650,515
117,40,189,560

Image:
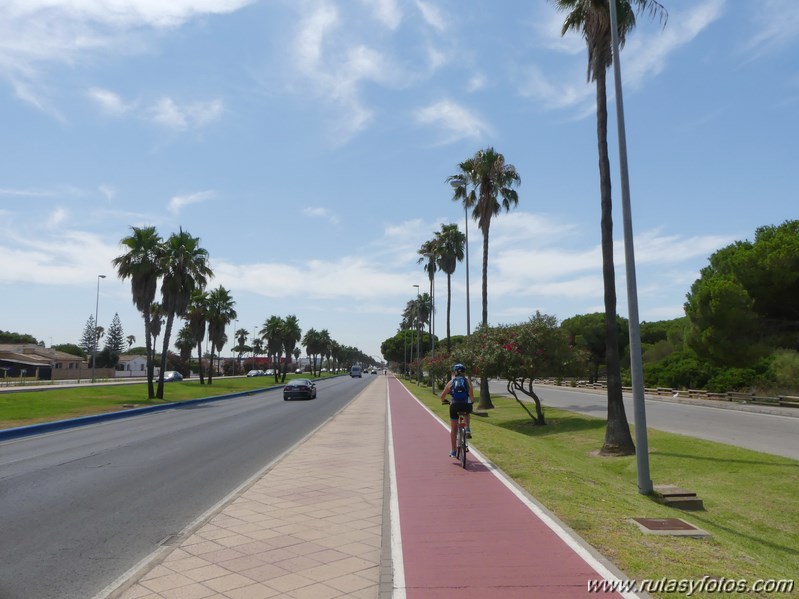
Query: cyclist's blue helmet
452,363,466,373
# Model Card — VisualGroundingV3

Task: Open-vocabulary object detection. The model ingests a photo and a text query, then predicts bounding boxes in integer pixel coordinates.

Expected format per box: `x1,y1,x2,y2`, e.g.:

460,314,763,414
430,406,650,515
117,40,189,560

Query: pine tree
79,315,96,355
104,313,126,354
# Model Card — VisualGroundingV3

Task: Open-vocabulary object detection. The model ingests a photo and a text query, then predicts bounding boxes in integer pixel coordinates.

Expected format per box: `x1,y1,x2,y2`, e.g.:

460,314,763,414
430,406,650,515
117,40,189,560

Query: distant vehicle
246,369,264,377
371,368,377,374
283,378,316,400
163,371,183,382
295,368,303,374
350,365,362,378
264,368,275,376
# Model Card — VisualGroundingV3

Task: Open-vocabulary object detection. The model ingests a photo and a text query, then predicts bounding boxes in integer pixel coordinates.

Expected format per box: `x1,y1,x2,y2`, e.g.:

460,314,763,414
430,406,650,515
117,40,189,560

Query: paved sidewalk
109,379,387,599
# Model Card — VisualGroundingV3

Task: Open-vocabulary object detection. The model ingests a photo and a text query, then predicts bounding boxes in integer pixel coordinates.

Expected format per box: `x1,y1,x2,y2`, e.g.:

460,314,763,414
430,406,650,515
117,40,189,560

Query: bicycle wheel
458,426,467,469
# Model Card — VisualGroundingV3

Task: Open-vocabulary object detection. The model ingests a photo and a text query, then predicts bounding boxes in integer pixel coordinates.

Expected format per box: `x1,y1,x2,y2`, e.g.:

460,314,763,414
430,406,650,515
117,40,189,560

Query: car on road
246,369,264,377
350,365,362,378
264,368,275,376
163,371,183,382
283,378,316,400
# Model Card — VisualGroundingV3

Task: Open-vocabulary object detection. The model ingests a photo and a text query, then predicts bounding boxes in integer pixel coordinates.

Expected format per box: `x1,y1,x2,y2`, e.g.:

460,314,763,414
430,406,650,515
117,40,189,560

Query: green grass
405,380,798,599
0,374,316,429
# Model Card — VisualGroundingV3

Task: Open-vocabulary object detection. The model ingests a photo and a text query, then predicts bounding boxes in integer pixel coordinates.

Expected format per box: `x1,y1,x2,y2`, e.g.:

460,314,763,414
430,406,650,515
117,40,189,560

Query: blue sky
1,0,797,362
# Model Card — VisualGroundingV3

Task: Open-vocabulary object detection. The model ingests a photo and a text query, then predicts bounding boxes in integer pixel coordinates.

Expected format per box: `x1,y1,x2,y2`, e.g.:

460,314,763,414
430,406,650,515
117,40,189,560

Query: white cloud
302,206,340,224
87,87,132,115
46,207,69,229
467,74,486,93
149,97,224,130
3,0,255,29
743,0,799,58
414,99,492,144
415,0,445,31
99,185,117,200
365,0,402,30
0,1,251,115
623,0,726,89
167,190,215,215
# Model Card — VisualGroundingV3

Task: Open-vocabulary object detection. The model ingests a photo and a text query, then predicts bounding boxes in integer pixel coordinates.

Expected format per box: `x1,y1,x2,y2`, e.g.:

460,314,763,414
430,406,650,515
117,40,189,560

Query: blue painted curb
0,383,287,441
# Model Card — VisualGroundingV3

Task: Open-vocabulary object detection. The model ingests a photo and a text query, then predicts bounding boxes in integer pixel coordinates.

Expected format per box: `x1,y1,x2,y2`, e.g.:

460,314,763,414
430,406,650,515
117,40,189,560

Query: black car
283,378,316,400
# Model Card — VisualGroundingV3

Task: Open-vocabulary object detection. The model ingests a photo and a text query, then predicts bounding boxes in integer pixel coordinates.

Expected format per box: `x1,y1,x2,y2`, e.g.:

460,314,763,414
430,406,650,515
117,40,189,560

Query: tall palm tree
261,316,285,383
112,225,163,398
448,147,520,409
417,238,438,353
175,324,195,363
280,315,302,382
235,328,249,373
206,286,237,385
435,223,466,353
157,229,212,399
126,335,136,350
555,0,666,455
318,329,332,376
186,289,209,384
302,328,320,375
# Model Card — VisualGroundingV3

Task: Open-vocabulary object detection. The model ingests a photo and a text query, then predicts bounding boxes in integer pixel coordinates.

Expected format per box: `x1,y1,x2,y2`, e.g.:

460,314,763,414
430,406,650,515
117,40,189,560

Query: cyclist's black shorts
449,402,472,420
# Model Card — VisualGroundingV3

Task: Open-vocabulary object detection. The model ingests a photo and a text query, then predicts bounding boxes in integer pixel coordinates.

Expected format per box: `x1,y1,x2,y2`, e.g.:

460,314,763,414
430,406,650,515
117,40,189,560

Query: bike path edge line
386,378,407,599
395,380,651,599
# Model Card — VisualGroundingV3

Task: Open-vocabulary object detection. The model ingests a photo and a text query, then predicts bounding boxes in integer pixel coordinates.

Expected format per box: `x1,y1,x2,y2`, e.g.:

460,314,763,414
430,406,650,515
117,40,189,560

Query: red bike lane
388,376,629,598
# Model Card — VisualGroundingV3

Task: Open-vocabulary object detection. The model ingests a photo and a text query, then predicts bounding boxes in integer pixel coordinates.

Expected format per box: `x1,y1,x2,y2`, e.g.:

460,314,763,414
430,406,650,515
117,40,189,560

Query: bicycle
455,411,469,468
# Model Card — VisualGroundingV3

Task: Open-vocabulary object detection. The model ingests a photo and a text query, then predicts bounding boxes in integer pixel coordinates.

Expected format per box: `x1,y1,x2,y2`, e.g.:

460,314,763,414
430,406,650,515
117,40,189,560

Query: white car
246,369,264,377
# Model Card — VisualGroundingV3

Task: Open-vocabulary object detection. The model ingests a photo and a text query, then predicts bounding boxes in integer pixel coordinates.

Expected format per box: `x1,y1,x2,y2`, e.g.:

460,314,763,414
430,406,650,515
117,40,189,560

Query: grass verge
404,380,798,599
0,374,319,429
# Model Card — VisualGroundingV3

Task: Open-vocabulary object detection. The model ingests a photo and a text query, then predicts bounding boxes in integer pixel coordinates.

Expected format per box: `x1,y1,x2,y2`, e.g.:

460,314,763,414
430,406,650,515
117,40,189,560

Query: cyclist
440,363,474,458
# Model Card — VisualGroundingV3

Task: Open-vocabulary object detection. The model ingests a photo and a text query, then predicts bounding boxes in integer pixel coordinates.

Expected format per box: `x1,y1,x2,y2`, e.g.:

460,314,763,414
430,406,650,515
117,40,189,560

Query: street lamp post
608,0,652,495
413,284,421,384
403,324,407,377
91,274,106,383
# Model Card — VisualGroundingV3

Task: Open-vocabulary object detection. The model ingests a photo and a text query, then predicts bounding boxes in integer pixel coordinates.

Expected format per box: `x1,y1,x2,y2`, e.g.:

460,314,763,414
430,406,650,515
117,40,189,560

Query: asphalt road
0,375,372,599
488,381,799,460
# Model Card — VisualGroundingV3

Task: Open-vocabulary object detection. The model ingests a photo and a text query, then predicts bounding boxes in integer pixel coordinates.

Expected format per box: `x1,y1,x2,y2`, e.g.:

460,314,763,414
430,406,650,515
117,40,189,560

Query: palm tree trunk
478,227,493,409
143,309,155,399
596,68,635,456
196,341,205,384
446,273,452,353
157,314,175,399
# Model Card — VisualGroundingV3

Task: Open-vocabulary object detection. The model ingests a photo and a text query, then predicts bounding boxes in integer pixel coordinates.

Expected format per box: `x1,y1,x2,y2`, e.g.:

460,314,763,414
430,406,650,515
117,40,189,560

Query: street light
91,274,106,383
231,319,238,375
413,284,421,384
450,180,471,336
608,1,652,495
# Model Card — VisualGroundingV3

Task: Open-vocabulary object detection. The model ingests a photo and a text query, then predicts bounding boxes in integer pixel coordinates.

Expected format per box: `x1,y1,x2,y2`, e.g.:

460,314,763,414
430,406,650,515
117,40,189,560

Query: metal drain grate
630,518,710,537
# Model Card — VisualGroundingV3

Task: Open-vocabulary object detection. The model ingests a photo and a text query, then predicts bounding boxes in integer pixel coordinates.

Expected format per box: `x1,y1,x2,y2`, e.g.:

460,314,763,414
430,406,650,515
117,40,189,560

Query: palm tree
235,328,249,372
175,324,195,363
149,303,164,370
555,0,666,455
435,223,466,352
261,316,285,383
417,238,438,354
126,335,136,350
251,337,263,370
302,328,322,376
280,315,302,382
448,147,520,409
112,225,163,398
318,329,332,376
206,286,237,385
186,289,209,384
157,229,212,399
